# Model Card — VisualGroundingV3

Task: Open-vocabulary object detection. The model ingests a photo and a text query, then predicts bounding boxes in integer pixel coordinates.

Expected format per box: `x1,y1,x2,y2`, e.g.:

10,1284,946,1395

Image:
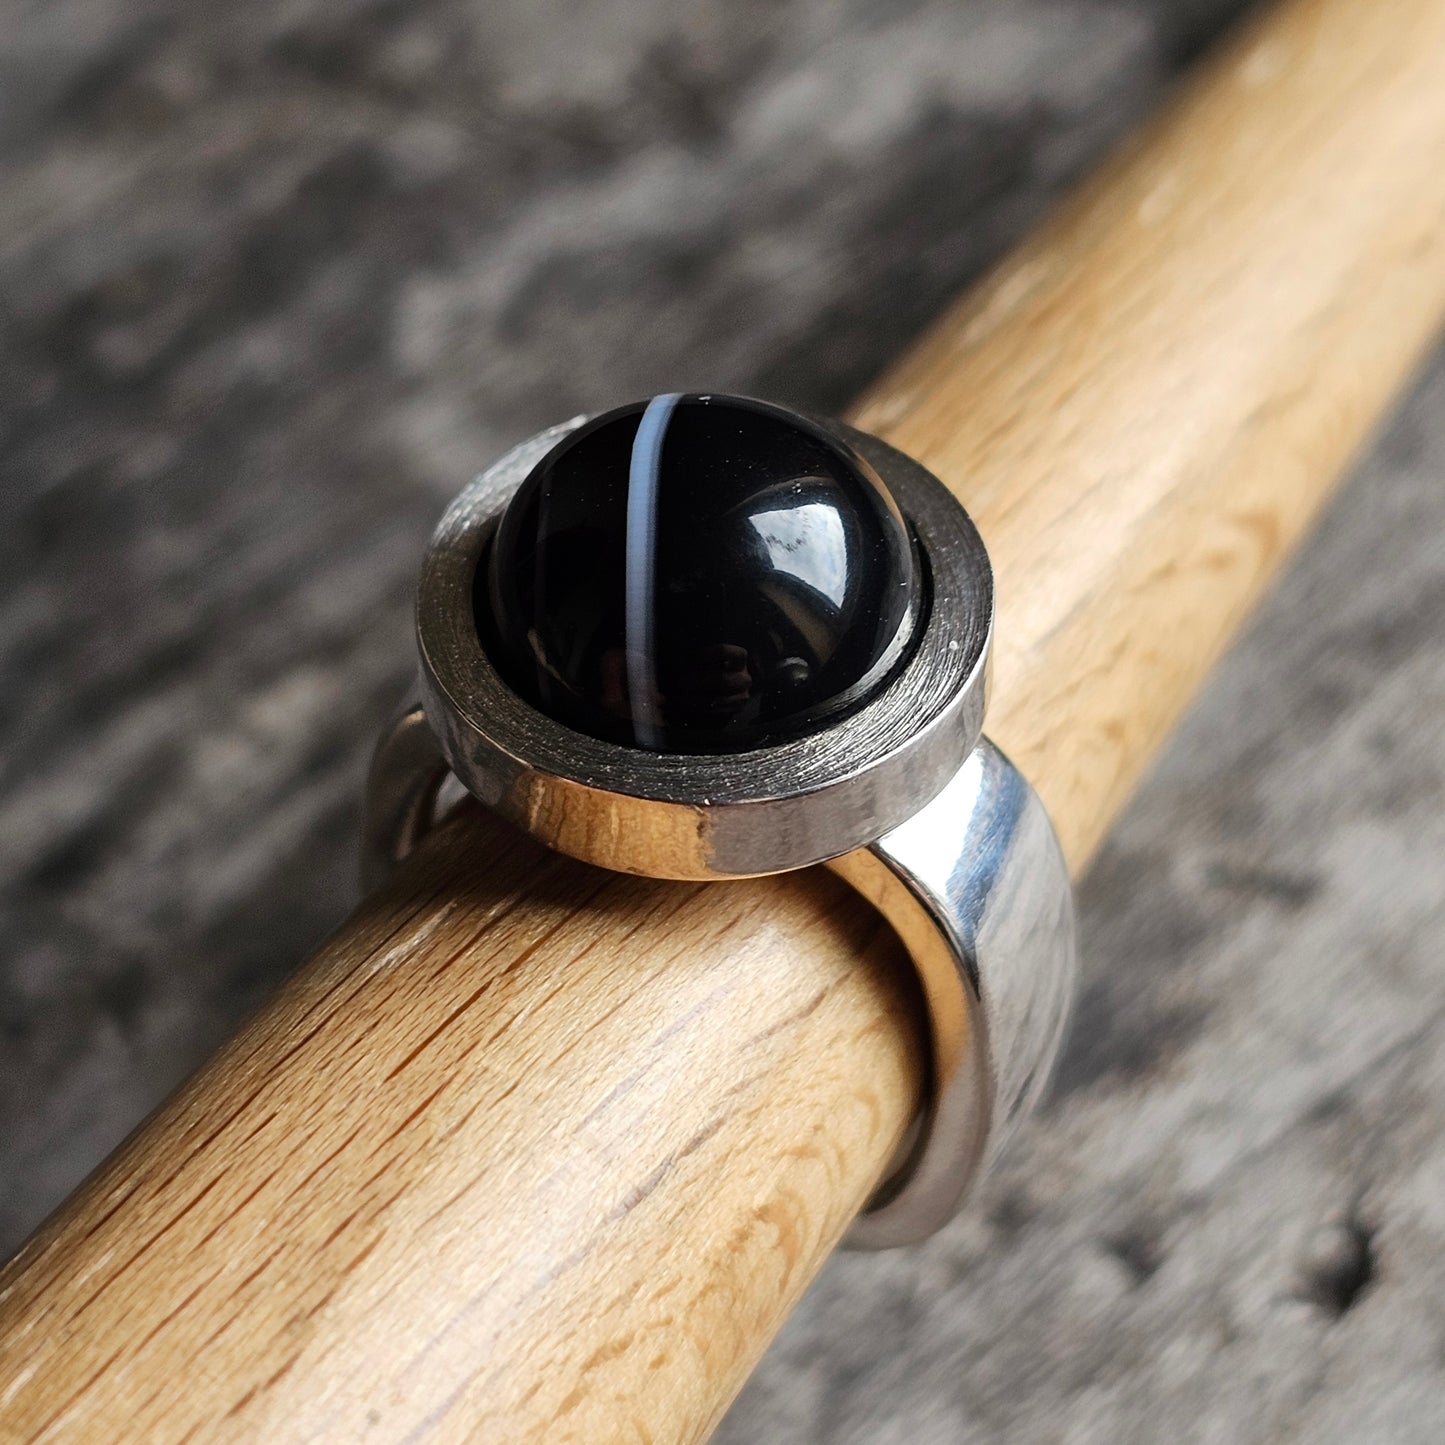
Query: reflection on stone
480,393,922,752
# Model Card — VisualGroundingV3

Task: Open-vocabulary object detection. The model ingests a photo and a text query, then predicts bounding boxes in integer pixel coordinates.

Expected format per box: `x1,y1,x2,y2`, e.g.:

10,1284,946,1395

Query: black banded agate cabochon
479,394,922,753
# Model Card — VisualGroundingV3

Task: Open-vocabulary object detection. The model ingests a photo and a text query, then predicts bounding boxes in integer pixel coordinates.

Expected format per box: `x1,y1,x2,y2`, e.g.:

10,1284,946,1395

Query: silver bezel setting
415,411,993,880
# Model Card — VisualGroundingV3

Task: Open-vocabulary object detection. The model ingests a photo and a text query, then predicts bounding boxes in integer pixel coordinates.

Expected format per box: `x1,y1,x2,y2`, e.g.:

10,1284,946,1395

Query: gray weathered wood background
4,1,1444,1439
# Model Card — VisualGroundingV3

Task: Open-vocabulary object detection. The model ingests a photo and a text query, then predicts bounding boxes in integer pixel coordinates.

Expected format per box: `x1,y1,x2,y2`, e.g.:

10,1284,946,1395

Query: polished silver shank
830,739,1075,1247
414,417,992,880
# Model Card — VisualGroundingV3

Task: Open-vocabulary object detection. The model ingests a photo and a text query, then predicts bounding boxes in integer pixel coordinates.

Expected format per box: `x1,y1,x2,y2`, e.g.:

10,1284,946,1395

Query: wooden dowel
6,0,1445,1439
852,0,1445,871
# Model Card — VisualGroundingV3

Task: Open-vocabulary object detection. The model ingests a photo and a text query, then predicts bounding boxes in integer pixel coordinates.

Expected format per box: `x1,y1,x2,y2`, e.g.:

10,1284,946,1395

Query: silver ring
363,394,1076,1246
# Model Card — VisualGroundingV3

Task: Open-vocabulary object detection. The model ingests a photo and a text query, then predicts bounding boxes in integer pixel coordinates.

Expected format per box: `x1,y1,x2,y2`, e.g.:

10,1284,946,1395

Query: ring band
362,395,1077,1246
831,739,1073,1246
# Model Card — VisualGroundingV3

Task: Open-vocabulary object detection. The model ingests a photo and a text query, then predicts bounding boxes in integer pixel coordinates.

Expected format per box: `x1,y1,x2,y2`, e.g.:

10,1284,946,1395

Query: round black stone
478,393,923,753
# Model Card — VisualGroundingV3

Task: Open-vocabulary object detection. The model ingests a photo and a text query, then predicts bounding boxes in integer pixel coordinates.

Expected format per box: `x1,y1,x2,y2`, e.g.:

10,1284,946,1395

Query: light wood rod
5,0,1445,1439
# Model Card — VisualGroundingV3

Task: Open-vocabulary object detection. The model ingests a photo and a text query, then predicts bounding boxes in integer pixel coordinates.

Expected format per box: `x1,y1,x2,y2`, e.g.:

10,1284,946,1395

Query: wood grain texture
0,810,924,1442
853,0,1445,868
4,0,1445,1440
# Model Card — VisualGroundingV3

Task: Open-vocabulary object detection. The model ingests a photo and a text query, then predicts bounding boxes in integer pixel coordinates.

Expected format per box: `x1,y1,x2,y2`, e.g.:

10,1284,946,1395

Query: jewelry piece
364,393,1076,1247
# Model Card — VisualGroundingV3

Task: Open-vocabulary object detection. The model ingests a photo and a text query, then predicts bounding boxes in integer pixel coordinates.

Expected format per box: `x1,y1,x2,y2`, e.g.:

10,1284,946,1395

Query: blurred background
5,1,1445,1440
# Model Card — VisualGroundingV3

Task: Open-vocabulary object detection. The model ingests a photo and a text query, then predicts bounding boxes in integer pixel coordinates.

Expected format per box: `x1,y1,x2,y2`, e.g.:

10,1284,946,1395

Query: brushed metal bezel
415,409,992,880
